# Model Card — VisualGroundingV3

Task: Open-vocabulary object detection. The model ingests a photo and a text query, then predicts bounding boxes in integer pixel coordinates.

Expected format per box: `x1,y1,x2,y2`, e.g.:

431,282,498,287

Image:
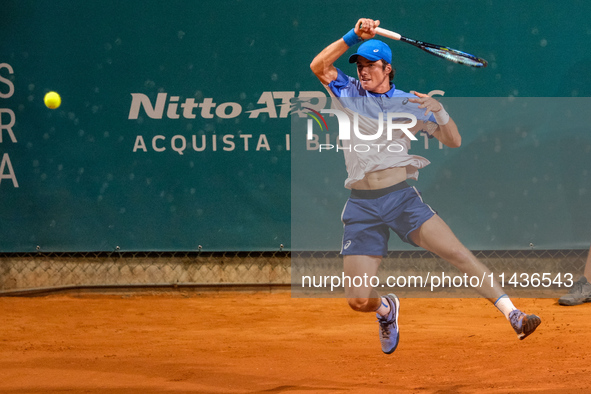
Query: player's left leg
409,215,541,340
409,215,502,300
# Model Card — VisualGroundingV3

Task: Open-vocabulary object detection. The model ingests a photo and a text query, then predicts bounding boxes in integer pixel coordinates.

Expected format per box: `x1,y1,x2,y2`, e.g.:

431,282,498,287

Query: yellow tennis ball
44,91,61,109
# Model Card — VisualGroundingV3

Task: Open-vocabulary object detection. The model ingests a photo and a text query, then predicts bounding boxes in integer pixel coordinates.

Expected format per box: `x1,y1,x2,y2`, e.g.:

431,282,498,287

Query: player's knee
440,246,471,264
442,247,475,269
347,297,373,312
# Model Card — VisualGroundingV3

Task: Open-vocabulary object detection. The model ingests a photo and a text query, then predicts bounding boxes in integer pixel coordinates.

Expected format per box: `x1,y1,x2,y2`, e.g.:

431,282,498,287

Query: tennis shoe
377,294,400,354
558,276,591,306
509,309,541,340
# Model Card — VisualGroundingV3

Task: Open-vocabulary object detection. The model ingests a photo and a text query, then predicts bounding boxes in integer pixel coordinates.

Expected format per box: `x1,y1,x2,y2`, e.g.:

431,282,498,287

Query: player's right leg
341,191,401,353
343,254,382,312
344,255,400,354
340,196,390,314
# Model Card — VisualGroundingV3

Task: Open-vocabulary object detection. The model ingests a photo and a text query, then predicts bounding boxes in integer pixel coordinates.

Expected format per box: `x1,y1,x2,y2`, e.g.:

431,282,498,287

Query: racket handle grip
375,27,401,41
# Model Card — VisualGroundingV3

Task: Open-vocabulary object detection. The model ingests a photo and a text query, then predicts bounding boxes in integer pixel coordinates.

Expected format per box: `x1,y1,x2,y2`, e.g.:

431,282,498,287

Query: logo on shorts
344,240,352,250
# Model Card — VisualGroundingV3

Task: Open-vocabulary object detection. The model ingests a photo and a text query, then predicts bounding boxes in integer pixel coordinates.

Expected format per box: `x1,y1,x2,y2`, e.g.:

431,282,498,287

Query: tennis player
310,18,541,354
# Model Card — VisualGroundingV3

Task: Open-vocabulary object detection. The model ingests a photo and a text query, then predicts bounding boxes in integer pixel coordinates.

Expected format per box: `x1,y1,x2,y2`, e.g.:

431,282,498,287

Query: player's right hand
355,18,380,40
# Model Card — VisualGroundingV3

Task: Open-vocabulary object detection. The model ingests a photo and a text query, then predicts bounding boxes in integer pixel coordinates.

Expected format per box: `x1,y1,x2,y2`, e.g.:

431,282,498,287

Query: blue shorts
341,181,436,257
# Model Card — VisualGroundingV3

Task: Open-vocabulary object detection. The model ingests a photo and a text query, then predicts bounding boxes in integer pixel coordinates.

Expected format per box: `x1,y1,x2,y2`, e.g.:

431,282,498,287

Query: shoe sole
383,294,400,354
558,298,583,306
518,314,541,340
558,297,591,306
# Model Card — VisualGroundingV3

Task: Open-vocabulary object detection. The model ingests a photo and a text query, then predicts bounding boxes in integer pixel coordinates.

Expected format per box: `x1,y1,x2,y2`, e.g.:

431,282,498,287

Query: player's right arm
310,18,380,84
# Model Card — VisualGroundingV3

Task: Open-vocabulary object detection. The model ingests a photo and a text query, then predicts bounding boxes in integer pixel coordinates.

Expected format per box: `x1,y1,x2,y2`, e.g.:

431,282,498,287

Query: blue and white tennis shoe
377,293,400,354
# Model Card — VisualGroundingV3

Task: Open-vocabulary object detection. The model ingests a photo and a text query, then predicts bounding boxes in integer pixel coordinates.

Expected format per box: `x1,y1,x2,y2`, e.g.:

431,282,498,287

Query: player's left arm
409,91,461,148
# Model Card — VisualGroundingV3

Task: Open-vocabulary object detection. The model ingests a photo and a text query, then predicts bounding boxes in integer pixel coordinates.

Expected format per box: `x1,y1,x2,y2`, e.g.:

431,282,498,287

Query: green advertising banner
1,1,590,252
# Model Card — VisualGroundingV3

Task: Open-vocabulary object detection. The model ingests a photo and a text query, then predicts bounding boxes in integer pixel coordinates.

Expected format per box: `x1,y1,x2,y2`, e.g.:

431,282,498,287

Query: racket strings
423,47,486,67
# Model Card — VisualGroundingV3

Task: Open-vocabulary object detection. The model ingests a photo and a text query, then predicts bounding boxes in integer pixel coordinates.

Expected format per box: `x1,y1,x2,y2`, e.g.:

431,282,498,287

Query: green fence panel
1,1,590,251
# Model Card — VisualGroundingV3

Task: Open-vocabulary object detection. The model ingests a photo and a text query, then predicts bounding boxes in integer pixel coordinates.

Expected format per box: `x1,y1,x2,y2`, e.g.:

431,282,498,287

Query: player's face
356,57,391,94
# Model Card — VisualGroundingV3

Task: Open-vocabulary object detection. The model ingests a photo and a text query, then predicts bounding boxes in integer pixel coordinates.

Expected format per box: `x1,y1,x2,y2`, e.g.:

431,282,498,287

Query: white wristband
433,104,450,125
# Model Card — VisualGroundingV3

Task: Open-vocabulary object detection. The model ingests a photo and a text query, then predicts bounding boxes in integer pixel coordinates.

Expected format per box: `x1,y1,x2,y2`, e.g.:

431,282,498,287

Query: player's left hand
408,91,443,116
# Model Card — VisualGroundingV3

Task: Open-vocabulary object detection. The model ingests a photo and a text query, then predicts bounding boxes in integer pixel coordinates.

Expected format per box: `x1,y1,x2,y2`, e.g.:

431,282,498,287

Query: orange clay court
1,291,591,393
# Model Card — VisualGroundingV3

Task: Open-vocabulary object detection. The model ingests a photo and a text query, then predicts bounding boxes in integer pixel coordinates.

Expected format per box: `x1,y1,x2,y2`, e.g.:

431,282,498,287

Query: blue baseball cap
348,40,392,64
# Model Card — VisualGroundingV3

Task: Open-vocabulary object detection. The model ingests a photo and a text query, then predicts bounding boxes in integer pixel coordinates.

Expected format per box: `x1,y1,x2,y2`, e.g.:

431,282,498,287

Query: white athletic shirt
325,68,439,189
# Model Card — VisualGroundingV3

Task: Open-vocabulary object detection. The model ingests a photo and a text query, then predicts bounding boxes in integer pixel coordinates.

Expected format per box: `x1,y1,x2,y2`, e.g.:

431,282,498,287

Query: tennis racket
373,26,488,68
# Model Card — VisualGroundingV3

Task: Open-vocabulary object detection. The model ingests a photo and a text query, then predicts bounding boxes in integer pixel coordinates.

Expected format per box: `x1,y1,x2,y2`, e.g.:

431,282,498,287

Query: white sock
494,294,517,319
375,297,391,317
